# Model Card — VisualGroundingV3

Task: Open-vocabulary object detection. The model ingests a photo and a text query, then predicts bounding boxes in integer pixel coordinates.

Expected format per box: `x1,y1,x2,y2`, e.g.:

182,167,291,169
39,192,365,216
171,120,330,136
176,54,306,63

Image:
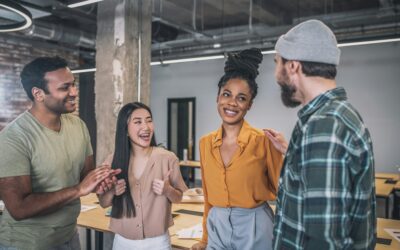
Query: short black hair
282,57,337,80
20,56,68,100
218,48,263,100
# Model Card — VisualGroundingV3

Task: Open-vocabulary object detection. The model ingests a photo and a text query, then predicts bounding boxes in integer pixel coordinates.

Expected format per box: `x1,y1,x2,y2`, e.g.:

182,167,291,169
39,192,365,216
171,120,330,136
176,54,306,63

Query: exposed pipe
294,6,399,27
16,0,96,25
152,23,289,50
152,21,400,61
1,31,94,59
12,0,96,49
51,1,96,25
12,0,400,61
24,20,95,49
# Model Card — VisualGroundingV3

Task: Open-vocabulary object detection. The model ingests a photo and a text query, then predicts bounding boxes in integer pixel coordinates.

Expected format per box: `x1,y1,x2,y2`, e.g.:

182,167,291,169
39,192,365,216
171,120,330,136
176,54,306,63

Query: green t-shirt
0,111,93,249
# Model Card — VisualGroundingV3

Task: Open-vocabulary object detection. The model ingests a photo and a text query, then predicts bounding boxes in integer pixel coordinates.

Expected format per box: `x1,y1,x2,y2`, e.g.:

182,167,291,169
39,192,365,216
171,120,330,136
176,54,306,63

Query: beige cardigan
104,147,188,240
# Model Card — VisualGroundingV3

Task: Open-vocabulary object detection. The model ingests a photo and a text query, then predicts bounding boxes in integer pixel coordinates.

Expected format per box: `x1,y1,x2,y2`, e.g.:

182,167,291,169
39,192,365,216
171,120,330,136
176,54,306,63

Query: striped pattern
273,87,376,250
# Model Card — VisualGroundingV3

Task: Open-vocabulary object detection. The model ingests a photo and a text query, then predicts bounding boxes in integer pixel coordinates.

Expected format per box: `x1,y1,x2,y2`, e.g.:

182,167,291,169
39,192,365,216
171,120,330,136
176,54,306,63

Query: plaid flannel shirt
273,87,376,250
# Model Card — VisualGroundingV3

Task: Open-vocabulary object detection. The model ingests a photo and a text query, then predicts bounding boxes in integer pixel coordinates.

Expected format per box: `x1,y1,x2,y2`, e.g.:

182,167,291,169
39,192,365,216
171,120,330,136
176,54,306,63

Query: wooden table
77,194,108,250
375,178,396,218
395,181,400,191
79,194,400,249
376,173,399,181
395,181,400,220
179,161,201,187
375,173,400,219
78,194,203,250
377,218,400,250
170,203,203,249
179,160,201,168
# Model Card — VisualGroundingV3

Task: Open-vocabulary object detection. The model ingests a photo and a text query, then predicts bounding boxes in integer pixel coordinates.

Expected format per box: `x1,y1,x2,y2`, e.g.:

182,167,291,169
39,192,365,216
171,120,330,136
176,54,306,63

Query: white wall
151,42,400,173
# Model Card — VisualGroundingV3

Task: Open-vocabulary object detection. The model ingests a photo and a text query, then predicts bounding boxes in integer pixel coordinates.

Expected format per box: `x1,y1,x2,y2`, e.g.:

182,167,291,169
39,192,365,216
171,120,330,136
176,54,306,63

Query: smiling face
217,78,253,126
41,67,78,114
127,108,154,149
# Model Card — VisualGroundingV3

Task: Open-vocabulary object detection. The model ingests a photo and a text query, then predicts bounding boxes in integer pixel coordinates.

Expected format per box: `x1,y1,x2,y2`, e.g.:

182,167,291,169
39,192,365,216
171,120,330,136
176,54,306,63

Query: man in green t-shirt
0,57,119,249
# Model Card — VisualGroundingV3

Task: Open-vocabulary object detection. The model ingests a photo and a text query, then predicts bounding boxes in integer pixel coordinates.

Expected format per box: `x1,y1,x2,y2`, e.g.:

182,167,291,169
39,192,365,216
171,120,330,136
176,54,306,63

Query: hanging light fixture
68,0,104,8
0,0,32,32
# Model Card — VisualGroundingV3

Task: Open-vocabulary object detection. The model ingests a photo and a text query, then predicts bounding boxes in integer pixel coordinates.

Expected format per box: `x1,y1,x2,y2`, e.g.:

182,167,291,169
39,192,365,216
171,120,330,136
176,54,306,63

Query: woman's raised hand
152,169,172,195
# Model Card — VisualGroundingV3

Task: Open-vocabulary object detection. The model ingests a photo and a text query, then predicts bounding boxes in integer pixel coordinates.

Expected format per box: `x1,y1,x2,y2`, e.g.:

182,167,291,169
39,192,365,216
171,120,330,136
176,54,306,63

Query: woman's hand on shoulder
263,128,288,155
191,242,207,250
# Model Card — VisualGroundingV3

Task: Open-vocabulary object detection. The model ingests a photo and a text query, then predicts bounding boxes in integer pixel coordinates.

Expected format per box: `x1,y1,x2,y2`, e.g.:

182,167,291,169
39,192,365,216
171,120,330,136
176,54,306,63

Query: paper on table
184,188,203,196
0,200,96,212
105,207,112,216
81,204,97,212
182,188,204,203
177,223,203,239
181,195,204,203
384,228,400,243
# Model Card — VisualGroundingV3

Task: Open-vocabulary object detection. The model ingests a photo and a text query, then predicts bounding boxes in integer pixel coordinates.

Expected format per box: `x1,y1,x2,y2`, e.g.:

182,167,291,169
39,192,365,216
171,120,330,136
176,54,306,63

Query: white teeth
225,109,238,115
139,133,151,139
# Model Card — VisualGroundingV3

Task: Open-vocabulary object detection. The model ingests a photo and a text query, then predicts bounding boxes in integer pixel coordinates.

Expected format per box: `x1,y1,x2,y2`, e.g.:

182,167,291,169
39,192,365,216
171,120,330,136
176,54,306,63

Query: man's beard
279,82,301,108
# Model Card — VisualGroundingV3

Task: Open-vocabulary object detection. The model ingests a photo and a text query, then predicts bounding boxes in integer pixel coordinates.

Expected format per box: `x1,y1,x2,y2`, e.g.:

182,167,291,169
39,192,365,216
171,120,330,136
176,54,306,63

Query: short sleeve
0,131,31,178
81,120,93,157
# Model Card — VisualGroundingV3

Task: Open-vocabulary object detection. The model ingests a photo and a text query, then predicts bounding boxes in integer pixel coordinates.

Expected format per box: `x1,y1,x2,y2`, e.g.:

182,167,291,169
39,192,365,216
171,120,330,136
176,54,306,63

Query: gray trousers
0,230,80,250
206,203,274,250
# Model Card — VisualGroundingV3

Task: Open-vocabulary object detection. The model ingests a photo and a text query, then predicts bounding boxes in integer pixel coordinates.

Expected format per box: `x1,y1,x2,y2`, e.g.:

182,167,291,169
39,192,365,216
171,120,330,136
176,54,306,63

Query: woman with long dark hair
98,102,187,250
191,48,283,250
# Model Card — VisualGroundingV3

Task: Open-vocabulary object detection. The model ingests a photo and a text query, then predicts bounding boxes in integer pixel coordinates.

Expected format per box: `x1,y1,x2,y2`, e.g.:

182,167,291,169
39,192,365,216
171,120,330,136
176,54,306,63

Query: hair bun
224,48,263,79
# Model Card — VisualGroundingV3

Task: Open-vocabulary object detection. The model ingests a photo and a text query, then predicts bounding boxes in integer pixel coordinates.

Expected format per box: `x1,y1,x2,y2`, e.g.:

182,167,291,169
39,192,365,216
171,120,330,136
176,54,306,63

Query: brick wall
0,34,80,130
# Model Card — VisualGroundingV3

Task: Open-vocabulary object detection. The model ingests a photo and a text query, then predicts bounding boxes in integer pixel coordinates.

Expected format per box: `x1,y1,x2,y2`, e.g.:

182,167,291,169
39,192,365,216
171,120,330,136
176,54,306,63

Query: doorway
167,98,196,186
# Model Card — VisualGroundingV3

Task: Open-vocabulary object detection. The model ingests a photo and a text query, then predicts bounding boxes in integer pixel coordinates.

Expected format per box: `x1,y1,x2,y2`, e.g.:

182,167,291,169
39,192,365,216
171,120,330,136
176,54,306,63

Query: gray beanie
275,19,341,65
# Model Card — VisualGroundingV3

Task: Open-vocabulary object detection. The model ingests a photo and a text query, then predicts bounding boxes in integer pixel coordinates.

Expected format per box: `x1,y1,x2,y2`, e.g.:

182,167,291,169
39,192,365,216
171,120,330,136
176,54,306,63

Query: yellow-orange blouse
199,120,283,243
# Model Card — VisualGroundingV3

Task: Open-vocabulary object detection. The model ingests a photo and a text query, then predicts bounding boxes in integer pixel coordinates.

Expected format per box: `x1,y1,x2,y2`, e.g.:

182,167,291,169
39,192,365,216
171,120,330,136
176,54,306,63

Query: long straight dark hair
111,102,157,218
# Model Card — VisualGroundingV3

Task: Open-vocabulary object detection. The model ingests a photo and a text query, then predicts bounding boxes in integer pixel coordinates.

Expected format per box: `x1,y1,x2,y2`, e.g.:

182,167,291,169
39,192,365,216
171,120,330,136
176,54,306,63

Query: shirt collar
212,120,252,149
297,87,347,124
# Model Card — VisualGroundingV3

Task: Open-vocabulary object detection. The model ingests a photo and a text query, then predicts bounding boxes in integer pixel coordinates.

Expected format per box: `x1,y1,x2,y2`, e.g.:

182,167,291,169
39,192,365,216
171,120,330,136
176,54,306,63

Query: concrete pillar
95,0,152,163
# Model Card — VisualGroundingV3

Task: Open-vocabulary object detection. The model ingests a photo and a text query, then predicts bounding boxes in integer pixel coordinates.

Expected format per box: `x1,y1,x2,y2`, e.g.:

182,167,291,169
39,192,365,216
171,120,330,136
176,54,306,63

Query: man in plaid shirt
265,20,376,249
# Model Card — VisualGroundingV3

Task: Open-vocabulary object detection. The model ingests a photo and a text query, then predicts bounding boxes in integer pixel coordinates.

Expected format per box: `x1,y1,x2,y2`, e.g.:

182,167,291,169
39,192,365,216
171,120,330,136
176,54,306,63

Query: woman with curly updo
192,48,283,250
